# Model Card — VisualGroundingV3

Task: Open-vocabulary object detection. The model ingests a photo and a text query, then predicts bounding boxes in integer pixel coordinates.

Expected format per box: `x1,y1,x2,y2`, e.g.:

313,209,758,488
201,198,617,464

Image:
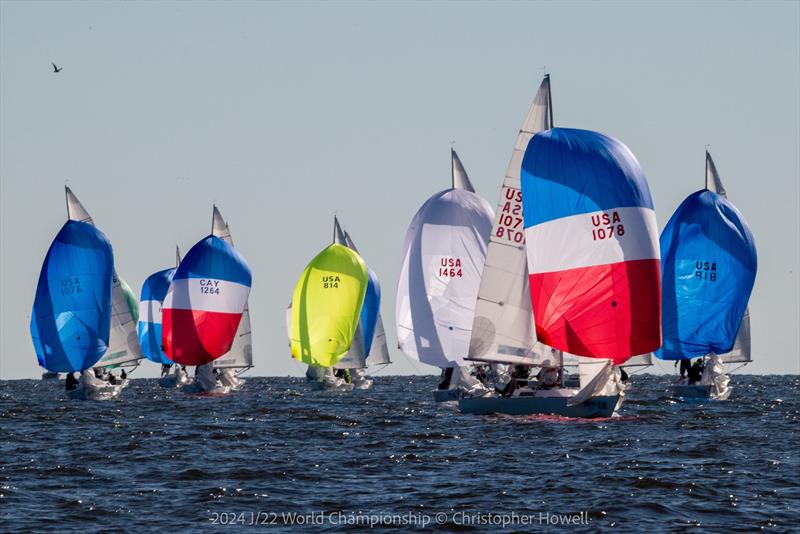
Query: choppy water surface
0,374,797,532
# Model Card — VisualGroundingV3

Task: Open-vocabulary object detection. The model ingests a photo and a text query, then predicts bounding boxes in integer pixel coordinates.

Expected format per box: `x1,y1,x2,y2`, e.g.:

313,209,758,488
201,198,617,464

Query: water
1,374,797,532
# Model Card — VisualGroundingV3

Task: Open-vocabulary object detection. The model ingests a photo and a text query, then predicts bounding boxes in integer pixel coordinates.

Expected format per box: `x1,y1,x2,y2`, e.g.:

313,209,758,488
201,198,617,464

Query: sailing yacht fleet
30,75,757,414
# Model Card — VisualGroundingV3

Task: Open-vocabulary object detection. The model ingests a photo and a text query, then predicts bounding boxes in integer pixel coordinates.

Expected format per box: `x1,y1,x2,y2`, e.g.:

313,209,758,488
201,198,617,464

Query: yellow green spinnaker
291,243,369,367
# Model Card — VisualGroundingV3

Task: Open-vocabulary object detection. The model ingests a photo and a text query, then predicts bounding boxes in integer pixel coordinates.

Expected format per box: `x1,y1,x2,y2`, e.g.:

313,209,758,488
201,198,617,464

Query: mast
545,74,554,128
467,74,554,366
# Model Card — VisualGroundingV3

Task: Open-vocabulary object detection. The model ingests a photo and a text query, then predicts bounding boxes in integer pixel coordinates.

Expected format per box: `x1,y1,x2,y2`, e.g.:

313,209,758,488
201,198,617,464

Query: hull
671,384,712,399
158,374,191,388
353,378,373,390
433,389,460,403
459,393,619,418
308,379,354,392
67,383,123,401
182,382,231,396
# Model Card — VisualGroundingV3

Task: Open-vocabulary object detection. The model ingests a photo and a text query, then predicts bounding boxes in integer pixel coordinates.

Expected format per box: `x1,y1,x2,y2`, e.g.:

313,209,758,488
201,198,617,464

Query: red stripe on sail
529,259,661,363
162,308,243,365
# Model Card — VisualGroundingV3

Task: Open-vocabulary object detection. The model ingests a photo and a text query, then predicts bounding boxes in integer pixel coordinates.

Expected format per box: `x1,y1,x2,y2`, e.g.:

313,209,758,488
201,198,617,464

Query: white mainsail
211,205,254,370
65,187,143,369
451,149,475,192
395,150,494,368
621,353,653,369
705,152,751,364
467,75,555,365
366,317,391,366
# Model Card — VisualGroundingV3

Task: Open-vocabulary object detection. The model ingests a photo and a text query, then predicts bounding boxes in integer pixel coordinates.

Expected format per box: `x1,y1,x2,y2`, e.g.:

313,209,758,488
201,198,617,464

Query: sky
1,1,798,379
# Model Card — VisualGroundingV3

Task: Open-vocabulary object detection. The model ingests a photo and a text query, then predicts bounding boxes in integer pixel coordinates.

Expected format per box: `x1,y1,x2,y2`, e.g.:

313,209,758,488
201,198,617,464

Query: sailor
161,364,171,377
195,364,218,391
107,373,117,385
438,368,454,390
120,369,127,380
475,366,491,387
537,361,559,388
65,372,78,391
675,358,692,380
498,365,530,397
688,359,704,384
619,368,629,383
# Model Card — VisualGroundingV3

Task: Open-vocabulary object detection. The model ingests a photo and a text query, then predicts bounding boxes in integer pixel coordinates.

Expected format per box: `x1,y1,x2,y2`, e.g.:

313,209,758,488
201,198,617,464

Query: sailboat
289,218,370,390
65,187,143,388
206,206,253,390
466,75,553,368
343,228,392,386
139,247,190,387
31,198,115,400
459,125,662,417
656,151,757,400
161,229,253,395
395,148,494,401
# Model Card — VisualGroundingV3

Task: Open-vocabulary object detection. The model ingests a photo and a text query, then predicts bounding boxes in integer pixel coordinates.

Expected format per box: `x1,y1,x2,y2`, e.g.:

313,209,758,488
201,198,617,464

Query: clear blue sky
2,1,798,378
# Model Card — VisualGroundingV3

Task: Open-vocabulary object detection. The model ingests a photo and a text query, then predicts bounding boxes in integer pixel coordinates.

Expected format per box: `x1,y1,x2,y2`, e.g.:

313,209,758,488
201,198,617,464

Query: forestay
396,151,494,368
162,235,253,365
656,189,757,360
31,220,114,372
210,206,253,370
521,128,662,363
468,75,553,365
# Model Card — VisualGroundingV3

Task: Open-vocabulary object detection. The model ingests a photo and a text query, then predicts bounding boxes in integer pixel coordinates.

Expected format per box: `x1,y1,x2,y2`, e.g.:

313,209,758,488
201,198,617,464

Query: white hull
307,377,355,392
182,381,232,396
158,373,191,389
67,380,126,401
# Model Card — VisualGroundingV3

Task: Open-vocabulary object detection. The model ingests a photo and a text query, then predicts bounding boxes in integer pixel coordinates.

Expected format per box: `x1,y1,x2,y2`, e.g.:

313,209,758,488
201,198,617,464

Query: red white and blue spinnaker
520,128,661,363
162,236,252,366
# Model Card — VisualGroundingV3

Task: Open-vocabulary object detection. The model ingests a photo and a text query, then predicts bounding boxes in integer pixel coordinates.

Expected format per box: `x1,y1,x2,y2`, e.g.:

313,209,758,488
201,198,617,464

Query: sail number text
323,275,340,288
591,211,625,240
495,187,525,244
695,261,717,281
437,257,463,278
60,277,82,295
199,279,221,294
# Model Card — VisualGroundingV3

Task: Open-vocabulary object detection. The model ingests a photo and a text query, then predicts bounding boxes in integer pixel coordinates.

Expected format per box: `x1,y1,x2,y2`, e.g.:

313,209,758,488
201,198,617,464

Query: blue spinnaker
361,267,381,355
30,220,114,372
656,190,757,360
137,268,176,365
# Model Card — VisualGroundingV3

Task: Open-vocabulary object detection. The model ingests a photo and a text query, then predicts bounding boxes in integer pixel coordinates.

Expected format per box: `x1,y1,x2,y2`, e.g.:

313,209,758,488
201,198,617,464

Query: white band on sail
525,207,659,274
164,278,250,313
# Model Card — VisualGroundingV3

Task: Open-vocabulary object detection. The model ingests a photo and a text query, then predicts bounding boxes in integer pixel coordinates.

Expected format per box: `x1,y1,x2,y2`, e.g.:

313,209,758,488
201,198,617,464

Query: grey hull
433,389,460,403
671,384,712,399
458,395,619,418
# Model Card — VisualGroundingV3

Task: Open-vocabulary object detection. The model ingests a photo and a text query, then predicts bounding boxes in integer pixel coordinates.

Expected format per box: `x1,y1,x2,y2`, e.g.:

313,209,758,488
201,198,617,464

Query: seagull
51,62,62,73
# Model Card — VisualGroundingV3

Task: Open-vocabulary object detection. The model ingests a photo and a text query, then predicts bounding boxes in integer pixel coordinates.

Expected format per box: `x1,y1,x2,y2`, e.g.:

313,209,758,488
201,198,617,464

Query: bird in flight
51,62,62,73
